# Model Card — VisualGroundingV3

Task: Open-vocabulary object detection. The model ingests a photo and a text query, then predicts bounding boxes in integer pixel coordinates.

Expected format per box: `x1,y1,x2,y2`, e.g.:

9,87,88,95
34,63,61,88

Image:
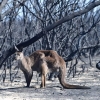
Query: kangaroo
15,46,90,89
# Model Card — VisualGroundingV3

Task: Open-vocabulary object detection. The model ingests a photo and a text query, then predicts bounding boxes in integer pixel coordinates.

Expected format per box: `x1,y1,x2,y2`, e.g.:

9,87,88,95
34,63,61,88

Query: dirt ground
0,57,100,100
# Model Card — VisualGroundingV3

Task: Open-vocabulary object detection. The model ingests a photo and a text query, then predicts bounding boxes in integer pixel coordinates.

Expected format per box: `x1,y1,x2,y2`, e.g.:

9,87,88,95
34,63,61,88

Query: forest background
0,0,100,83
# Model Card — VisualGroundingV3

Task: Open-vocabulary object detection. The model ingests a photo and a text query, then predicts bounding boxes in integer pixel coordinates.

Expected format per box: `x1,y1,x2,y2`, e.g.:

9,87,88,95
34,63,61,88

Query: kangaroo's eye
16,54,20,56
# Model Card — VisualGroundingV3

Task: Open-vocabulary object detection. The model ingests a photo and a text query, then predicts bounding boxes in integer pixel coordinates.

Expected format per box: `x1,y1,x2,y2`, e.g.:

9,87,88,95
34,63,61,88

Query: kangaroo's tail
58,67,90,89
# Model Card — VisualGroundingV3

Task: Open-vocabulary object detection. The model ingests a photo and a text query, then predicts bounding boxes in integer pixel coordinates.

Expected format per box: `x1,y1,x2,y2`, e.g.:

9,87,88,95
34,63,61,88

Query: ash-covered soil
0,57,100,100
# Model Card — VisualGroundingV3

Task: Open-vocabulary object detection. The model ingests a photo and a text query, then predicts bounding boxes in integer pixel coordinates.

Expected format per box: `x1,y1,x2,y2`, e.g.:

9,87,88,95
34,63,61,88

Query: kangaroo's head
15,45,24,60
15,52,24,60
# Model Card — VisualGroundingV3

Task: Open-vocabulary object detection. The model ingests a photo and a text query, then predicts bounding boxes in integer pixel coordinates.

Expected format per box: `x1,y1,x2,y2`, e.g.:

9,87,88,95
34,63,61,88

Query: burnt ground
0,57,100,100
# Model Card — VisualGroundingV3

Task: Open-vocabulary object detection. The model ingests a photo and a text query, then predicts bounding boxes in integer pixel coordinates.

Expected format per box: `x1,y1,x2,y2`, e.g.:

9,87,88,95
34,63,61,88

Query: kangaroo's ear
14,45,19,51
14,45,23,52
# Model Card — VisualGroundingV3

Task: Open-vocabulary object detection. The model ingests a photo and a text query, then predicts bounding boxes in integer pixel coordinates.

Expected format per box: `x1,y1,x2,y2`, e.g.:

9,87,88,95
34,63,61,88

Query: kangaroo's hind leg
40,61,48,88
